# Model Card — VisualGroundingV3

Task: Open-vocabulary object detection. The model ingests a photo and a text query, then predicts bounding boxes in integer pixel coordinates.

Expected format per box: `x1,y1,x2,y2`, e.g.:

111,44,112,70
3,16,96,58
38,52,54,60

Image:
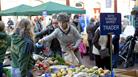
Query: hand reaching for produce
38,39,45,44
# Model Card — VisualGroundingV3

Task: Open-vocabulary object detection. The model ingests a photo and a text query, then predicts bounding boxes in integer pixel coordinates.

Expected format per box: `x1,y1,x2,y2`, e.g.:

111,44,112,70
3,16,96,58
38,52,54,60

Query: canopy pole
66,0,70,6
0,0,2,21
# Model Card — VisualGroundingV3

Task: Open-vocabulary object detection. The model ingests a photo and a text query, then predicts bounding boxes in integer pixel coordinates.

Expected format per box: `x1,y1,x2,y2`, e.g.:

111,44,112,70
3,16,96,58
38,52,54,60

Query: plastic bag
3,67,11,77
63,50,79,65
99,48,110,59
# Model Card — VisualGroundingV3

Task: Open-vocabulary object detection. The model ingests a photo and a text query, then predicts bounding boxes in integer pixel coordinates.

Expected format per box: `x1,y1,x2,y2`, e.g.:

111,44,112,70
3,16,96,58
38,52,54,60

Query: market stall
0,4,33,16
22,1,86,16
32,54,111,77
0,2,86,16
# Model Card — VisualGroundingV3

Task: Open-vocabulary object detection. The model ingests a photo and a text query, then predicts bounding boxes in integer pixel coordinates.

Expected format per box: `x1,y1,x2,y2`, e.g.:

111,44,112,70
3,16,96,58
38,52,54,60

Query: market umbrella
0,4,33,16
24,1,86,15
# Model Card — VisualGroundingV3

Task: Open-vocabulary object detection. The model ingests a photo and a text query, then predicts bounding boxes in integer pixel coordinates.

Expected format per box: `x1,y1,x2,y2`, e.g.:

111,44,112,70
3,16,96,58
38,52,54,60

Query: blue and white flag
106,0,112,8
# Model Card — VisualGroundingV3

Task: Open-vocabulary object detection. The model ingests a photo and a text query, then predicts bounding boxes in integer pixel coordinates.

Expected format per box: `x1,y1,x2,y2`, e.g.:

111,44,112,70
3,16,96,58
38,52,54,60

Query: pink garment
79,41,87,54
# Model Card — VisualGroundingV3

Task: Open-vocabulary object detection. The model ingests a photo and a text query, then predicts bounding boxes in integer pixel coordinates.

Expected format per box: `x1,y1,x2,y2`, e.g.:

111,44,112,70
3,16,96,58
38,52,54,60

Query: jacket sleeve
93,29,101,50
86,25,89,33
93,23,99,32
86,25,92,34
35,28,49,38
77,23,83,33
7,35,11,47
72,27,82,49
42,28,58,42
18,42,34,77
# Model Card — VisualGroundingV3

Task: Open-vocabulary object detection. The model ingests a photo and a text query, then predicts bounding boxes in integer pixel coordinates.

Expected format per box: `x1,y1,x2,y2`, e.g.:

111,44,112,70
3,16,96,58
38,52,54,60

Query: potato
92,66,98,70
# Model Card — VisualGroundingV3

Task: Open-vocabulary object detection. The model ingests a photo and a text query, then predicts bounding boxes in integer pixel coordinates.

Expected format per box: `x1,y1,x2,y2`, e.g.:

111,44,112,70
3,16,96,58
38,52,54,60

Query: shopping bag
63,50,79,65
79,41,87,54
99,48,110,59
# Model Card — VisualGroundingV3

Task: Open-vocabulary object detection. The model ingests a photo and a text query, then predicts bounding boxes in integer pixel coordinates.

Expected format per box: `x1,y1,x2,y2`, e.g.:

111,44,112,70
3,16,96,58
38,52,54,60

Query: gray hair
52,14,58,19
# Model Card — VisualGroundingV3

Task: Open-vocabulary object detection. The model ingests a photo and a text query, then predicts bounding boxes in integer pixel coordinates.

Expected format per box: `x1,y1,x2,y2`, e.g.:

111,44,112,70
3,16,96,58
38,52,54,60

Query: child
79,39,87,58
11,19,35,77
0,21,11,77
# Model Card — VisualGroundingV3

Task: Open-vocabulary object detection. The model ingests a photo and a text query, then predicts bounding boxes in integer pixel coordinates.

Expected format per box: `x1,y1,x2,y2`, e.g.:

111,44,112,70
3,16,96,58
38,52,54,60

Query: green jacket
0,32,11,64
11,33,35,77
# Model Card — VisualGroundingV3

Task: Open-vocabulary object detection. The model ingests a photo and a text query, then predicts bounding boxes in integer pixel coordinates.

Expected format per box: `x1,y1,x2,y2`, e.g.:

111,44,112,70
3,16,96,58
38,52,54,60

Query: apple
100,73,105,77
56,72,62,77
89,68,94,73
80,65,85,69
51,74,56,77
98,68,104,74
67,69,73,74
92,66,98,70
54,60,58,64
62,71,67,76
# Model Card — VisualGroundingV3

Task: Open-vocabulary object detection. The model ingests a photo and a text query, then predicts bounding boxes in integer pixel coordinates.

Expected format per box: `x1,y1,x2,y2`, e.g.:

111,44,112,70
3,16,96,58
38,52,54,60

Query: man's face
58,21,68,30
52,19,58,28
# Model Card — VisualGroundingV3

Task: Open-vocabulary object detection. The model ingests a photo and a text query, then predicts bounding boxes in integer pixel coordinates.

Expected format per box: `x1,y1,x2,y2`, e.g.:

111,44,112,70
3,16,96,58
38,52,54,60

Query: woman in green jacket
11,19,35,77
0,21,11,77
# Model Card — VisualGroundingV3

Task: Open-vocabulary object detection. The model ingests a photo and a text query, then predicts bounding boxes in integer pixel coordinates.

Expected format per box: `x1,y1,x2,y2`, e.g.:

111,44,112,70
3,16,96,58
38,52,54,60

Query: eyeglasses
58,21,68,24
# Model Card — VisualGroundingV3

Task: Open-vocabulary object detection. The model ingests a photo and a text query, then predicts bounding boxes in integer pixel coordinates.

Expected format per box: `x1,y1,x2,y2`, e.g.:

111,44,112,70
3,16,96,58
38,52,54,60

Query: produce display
32,57,66,76
46,65,110,77
32,56,111,77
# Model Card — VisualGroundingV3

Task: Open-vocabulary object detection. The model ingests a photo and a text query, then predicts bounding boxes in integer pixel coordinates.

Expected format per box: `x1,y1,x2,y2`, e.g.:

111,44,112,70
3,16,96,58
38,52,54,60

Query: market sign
100,13,122,35
42,11,47,17
106,0,112,8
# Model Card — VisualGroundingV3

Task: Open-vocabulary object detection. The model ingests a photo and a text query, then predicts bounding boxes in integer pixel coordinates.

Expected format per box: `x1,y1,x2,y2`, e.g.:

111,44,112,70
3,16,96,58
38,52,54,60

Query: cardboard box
115,69,138,77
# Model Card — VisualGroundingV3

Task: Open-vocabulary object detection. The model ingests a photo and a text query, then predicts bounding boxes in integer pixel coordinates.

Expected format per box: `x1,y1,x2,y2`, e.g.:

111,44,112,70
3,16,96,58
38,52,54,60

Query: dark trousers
52,48,62,57
95,55,111,70
0,63,3,77
135,53,138,63
112,53,119,68
88,40,94,60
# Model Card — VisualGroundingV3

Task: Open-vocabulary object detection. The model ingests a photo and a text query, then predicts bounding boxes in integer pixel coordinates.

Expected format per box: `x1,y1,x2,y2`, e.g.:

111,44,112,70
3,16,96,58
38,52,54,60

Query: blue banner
100,13,122,35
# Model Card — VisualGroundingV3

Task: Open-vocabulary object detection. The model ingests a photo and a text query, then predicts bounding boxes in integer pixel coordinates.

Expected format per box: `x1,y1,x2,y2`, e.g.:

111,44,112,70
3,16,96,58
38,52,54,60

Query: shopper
86,18,98,60
34,17,43,33
112,34,120,68
72,15,83,33
35,14,62,57
11,19,35,77
0,21,11,77
92,22,111,70
39,13,82,65
7,18,14,30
